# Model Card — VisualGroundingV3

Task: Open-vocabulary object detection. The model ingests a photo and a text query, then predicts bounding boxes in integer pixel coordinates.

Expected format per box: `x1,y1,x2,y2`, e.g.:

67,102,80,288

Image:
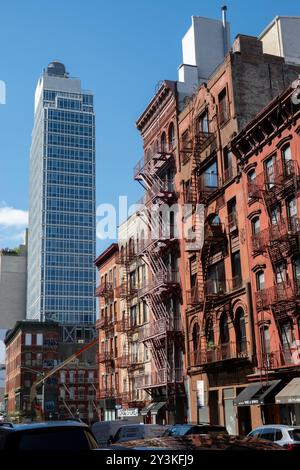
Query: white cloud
0,206,28,227
0,205,28,248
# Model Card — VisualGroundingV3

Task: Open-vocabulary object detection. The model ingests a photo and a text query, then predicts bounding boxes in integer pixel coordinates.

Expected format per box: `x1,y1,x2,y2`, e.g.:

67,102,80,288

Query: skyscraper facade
27,62,96,326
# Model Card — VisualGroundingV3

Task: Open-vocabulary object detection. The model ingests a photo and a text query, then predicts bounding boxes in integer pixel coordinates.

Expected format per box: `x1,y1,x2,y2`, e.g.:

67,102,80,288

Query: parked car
0,420,99,450
163,423,228,437
247,425,300,450
111,424,169,444
113,433,283,450
91,418,143,446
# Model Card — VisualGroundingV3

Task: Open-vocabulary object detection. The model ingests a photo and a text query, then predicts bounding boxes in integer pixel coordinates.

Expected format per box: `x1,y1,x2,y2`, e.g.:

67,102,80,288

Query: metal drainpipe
246,281,256,363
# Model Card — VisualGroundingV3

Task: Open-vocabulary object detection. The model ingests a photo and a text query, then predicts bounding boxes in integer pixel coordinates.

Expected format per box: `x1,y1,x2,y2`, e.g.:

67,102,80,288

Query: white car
248,425,300,450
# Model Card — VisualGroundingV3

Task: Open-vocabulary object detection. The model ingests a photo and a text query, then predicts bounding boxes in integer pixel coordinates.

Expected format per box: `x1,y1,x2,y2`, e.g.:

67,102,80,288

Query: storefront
234,380,283,428
140,401,166,424
275,377,300,425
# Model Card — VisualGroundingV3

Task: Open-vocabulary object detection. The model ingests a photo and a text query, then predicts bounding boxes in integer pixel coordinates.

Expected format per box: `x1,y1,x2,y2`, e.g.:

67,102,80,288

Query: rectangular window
198,111,209,133
224,148,234,181
25,353,31,366
206,261,226,294
202,161,218,190
36,334,43,346
256,271,265,291
36,353,43,365
287,197,298,231
25,334,32,346
231,251,242,288
227,197,237,231
264,156,276,187
113,267,117,288
218,88,229,125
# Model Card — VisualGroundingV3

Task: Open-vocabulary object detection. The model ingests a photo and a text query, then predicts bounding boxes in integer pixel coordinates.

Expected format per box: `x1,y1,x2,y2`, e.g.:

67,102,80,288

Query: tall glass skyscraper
27,62,96,326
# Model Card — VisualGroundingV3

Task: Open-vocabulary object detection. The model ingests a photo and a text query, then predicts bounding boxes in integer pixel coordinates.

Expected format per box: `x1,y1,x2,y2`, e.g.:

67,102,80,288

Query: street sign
117,408,139,418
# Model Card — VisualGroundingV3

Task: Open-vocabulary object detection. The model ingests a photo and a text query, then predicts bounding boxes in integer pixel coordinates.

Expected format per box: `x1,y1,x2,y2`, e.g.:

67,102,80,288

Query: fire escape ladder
145,291,169,320
139,172,166,196
144,247,167,275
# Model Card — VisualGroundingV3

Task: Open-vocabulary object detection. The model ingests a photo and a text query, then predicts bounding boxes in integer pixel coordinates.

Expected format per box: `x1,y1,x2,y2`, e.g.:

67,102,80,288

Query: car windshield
288,429,300,442
166,426,191,436
14,428,97,450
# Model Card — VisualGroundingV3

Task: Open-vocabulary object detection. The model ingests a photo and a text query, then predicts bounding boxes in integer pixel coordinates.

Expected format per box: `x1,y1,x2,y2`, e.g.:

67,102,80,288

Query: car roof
171,423,225,428
252,424,300,430
0,420,89,432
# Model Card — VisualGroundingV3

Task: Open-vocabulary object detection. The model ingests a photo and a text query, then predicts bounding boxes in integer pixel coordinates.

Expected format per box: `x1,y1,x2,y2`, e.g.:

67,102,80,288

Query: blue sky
0,0,299,254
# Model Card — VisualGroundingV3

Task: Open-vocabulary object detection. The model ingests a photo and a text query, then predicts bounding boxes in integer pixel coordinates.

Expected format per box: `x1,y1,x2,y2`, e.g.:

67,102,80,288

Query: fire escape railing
255,280,300,311
189,341,250,367
138,269,179,297
139,317,182,342
135,368,183,388
95,282,113,298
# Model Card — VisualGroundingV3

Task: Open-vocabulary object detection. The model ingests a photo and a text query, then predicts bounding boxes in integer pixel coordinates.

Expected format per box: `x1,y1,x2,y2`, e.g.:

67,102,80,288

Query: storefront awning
275,378,300,404
234,380,281,406
150,402,166,415
140,403,155,416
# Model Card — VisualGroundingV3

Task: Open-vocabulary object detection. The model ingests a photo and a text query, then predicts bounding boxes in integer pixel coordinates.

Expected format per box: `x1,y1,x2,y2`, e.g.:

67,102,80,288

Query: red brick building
177,34,300,434
95,243,121,421
231,83,300,426
4,321,60,421
5,320,98,423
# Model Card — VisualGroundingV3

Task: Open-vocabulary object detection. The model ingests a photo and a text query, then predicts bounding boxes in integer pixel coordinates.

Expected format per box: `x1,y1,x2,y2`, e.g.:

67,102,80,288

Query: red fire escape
95,281,116,400
114,248,145,408
134,140,185,405
250,157,300,369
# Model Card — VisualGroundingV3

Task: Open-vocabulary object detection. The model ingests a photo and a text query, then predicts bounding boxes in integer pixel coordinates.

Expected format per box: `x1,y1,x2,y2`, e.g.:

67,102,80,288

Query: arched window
161,132,167,152
247,169,256,182
206,318,214,349
251,216,260,235
256,270,265,291
236,308,247,353
220,313,229,345
168,122,175,150
192,323,200,352
128,238,134,257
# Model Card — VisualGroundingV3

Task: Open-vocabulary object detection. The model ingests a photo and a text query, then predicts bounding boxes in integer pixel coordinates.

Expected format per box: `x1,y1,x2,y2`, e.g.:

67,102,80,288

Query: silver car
248,424,300,450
